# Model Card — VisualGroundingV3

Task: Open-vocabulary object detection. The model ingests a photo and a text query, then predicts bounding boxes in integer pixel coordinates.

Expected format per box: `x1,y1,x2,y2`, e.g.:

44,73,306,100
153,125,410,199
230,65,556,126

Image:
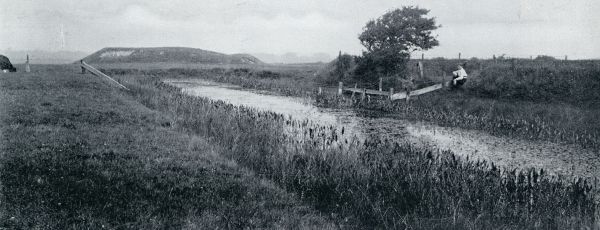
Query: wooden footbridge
335,80,448,101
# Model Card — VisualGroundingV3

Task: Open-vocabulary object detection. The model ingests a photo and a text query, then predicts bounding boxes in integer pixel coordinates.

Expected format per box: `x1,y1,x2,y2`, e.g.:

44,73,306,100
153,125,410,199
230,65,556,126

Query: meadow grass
115,72,599,229
0,65,335,229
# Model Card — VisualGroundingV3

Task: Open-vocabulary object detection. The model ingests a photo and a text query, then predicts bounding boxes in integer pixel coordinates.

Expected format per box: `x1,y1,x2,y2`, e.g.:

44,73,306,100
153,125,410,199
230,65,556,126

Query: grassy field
112,71,598,229
0,65,335,229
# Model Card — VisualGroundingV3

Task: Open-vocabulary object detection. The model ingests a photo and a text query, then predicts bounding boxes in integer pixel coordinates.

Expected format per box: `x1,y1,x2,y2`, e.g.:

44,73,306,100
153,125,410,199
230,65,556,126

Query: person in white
451,64,468,87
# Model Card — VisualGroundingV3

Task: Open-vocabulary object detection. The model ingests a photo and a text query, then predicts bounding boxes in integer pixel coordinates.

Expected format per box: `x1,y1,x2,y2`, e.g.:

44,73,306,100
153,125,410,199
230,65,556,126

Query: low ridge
81,47,263,65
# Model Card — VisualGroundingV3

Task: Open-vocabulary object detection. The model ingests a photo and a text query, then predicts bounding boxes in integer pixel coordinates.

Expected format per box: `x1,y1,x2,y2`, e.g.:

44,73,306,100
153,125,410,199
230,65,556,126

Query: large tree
355,6,439,84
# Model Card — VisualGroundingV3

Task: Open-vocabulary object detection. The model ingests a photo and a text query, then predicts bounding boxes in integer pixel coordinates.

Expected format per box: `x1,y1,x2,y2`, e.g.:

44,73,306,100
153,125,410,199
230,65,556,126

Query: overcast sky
1,0,599,59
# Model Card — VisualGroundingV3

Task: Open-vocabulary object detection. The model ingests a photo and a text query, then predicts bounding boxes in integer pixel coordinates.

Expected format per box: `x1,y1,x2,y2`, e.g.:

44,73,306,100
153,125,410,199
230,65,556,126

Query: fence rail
80,61,128,90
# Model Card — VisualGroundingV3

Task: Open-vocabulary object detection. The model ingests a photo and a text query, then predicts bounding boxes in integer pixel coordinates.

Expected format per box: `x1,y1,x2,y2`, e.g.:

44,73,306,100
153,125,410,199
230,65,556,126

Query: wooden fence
335,80,448,102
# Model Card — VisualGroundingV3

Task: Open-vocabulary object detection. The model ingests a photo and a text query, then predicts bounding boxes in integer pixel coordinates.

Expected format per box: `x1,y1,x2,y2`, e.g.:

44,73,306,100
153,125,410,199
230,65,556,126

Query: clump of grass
120,74,599,229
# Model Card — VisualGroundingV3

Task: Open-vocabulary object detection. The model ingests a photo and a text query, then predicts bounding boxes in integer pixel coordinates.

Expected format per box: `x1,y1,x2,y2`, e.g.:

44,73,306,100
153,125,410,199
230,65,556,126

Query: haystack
0,55,16,72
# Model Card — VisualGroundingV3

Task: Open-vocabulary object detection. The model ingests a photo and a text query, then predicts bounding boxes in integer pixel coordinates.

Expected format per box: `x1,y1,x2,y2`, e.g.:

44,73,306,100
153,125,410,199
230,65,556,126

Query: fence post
378,78,382,91
418,61,424,79
389,88,394,100
80,60,86,74
458,52,461,60
361,88,366,101
421,53,424,61
338,82,343,95
564,55,568,61
25,54,31,73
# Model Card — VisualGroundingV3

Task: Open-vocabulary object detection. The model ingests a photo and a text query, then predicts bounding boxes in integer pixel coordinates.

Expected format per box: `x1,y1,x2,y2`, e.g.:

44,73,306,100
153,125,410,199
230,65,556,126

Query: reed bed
119,75,599,229
316,92,600,150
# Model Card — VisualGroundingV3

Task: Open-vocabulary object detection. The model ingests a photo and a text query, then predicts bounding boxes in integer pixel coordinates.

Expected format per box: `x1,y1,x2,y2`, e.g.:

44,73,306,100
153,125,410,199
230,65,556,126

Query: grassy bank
0,65,334,229
114,72,599,229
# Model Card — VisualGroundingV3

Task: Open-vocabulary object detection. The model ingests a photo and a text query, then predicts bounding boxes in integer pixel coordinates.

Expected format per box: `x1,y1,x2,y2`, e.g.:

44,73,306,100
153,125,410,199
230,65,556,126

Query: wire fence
414,53,573,61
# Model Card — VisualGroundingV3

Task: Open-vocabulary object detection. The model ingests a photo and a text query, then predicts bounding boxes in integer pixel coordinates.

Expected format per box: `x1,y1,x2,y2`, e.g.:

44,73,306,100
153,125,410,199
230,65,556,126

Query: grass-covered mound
81,47,263,65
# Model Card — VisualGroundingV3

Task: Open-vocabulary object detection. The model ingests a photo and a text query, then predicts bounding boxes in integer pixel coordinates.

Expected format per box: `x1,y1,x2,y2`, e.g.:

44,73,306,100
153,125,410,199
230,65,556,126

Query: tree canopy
355,6,439,84
359,6,439,54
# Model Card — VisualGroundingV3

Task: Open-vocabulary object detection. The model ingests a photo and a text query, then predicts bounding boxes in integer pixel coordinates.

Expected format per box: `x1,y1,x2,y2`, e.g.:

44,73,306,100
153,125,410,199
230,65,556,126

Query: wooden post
421,53,424,61
338,82,343,95
338,51,343,80
458,52,461,60
25,54,31,73
418,61,424,79
378,78,382,91
318,87,322,95
361,88,366,101
564,55,568,61
406,90,410,102
511,59,516,74
80,60,86,74
389,88,394,100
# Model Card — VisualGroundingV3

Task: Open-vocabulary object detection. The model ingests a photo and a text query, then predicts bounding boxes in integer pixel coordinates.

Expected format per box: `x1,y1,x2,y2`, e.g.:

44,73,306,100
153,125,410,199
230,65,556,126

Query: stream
166,78,599,179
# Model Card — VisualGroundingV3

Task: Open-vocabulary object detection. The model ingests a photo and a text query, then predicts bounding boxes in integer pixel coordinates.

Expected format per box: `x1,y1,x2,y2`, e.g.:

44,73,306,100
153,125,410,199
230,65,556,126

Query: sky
1,0,599,60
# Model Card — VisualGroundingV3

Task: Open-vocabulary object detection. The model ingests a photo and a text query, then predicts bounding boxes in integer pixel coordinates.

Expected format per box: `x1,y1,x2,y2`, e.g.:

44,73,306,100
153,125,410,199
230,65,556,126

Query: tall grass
120,74,599,229
467,64,600,108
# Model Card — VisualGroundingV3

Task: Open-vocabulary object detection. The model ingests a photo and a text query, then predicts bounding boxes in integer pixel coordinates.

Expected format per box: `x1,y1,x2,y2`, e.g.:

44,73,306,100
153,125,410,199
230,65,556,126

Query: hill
81,47,263,65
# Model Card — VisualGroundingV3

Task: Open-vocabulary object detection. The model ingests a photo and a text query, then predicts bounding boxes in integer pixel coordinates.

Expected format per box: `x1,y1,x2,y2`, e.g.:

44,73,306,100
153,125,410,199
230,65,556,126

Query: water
166,79,600,179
